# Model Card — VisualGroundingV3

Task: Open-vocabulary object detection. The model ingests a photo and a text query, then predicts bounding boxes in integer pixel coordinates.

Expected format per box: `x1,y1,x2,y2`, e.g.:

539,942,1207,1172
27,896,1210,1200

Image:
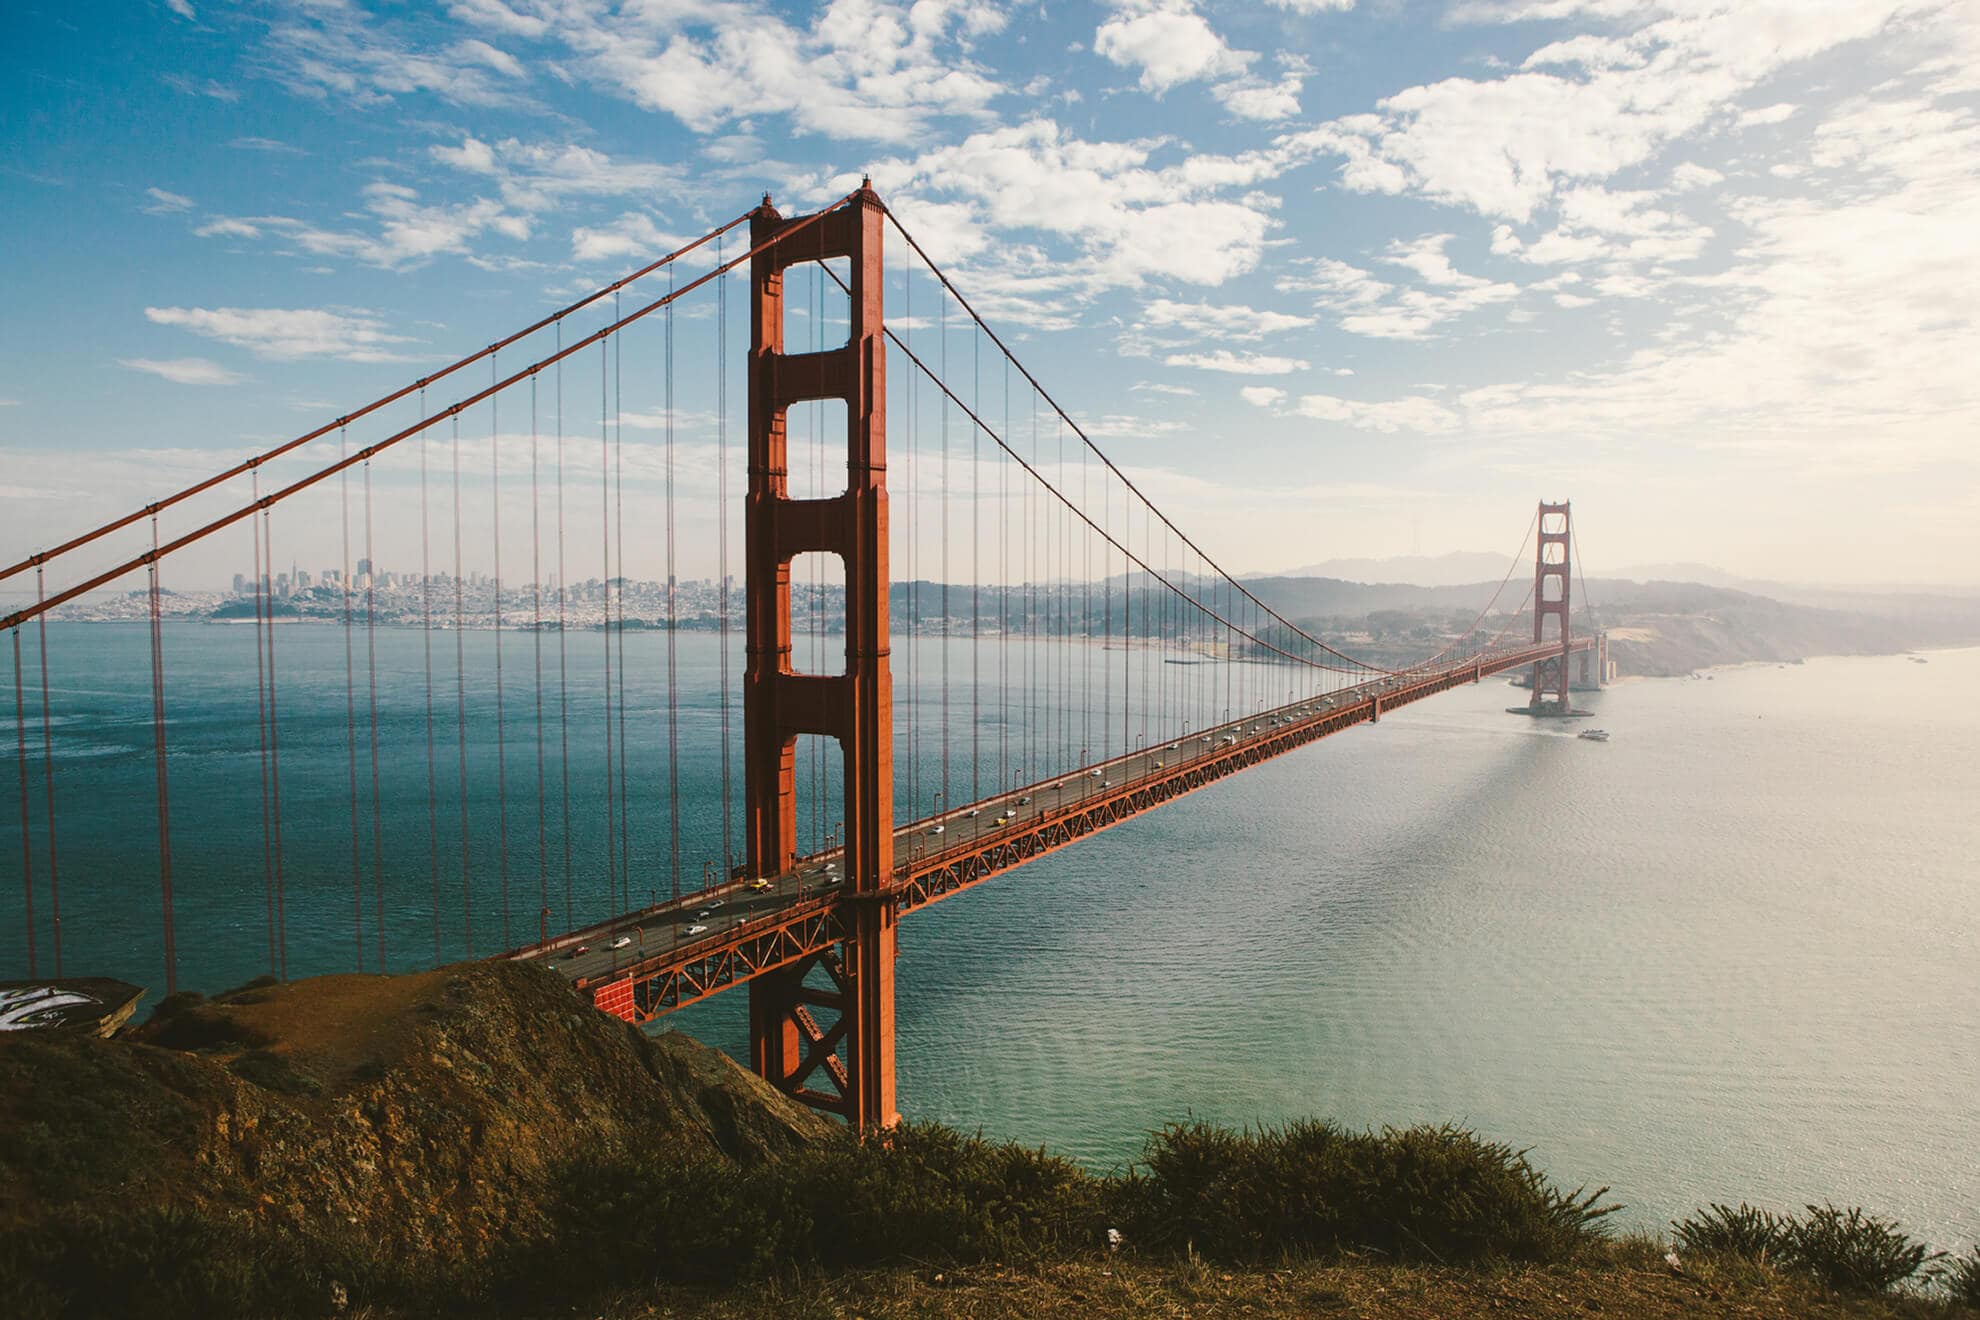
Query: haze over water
6,626,1976,1249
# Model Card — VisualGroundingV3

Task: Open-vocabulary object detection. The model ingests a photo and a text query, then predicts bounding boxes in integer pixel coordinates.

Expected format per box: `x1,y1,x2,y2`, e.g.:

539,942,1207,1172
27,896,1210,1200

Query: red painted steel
549,635,1591,1037
742,187,898,1127
1529,501,1574,713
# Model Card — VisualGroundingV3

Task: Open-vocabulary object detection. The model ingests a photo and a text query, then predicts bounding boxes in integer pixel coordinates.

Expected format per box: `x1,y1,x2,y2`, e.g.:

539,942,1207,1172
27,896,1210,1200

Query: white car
706,899,723,909
966,808,980,818
1090,768,1103,777
609,935,632,950
684,923,709,936
927,824,946,836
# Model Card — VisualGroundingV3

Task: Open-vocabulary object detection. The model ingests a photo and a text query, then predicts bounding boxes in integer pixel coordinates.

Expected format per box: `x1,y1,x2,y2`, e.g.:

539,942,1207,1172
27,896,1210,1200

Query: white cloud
1304,2,1943,223
429,136,677,211
846,119,1283,294
1268,0,1354,11
1293,392,1462,434
1737,101,1798,127
164,0,194,19
143,306,420,362
118,357,244,385
1094,1,1253,94
1140,299,1315,339
571,212,693,263
1217,70,1305,122
1132,382,1198,396
264,2,538,110
1671,161,1724,190
195,217,262,239
1240,385,1286,407
1165,350,1309,374
143,187,193,214
1279,237,1519,339
198,182,530,269
523,0,1006,142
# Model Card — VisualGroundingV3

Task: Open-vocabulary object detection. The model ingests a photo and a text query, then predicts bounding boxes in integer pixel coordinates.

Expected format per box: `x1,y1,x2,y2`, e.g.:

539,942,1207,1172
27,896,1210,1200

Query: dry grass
176,970,447,1092
561,1249,1971,1320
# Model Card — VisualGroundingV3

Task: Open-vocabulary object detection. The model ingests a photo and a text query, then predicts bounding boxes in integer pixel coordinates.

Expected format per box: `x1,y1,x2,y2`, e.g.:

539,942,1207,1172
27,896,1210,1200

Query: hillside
1249,575,1980,676
2,965,1971,1318
0,962,829,1310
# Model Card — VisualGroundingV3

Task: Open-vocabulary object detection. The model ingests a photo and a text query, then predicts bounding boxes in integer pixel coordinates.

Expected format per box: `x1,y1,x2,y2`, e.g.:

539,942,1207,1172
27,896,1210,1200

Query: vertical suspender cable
34,568,59,975
363,457,384,969
999,355,1008,797
613,321,631,905
599,339,617,918
421,391,441,964
904,263,916,821
556,332,574,928
717,238,734,880
340,427,363,970
665,268,680,901
252,473,275,974
971,319,980,804
811,265,823,849
147,515,176,997
939,290,949,819
12,629,34,978
492,357,511,948
532,373,548,928
452,415,473,955
264,505,287,980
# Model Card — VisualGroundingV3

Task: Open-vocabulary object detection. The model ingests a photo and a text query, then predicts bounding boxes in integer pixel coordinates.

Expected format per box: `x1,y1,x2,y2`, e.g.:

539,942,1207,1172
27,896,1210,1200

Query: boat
1577,728,1610,742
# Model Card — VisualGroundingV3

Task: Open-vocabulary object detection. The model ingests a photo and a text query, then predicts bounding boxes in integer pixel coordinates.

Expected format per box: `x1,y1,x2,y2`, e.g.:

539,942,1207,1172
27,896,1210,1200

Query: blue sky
3,0,1977,588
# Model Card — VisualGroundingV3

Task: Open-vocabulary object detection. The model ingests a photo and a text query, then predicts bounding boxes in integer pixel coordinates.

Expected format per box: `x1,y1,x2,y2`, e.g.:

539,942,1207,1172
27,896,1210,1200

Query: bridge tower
743,186,899,1128
1528,501,1572,714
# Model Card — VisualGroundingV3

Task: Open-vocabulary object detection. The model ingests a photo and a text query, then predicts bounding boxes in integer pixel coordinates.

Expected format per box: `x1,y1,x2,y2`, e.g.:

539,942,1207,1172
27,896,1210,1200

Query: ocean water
4,624,1977,1249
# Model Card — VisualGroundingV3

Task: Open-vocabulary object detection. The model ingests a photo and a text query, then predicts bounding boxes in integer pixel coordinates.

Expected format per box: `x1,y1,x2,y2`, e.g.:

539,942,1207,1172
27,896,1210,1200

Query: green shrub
1945,1244,1980,1307
529,1123,1105,1292
1779,1203,1942,1296
1672,1202,1787,1258
0,1205,333,1320
1116,1119,1617,1265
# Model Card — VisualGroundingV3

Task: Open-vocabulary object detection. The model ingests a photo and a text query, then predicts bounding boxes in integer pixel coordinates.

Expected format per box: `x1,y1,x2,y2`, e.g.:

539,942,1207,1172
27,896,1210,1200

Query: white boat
1578,728,1610,742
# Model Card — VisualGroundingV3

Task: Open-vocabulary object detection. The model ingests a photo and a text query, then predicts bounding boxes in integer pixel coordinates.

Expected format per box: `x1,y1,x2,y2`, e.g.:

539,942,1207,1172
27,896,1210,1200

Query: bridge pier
1528,501,1574,716
743,185,898,1128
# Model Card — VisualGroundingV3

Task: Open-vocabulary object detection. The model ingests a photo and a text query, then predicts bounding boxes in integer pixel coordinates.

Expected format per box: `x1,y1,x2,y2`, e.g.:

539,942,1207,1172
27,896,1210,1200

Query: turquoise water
5,625,1977,1249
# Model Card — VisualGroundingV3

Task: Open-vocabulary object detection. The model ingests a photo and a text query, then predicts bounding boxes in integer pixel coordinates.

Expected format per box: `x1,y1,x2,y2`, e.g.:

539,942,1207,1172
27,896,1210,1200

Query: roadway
519,650,1562,990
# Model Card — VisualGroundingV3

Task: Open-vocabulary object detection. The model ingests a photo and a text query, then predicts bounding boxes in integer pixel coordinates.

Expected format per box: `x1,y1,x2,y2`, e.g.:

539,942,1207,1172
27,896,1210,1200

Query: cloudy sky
3,0,1977,588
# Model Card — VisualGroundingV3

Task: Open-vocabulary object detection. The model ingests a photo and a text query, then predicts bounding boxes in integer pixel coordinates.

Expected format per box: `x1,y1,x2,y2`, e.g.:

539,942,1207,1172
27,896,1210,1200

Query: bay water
4,623,1975,1249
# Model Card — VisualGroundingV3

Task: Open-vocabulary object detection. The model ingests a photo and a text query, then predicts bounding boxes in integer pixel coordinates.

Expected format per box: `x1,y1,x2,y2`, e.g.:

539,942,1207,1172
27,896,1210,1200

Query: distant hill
1246,572,1980,677
1256,551,1518,587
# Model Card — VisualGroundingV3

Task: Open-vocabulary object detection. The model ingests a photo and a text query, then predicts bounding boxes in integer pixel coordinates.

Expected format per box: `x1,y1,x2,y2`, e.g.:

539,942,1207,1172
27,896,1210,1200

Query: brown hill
0,961,827,1269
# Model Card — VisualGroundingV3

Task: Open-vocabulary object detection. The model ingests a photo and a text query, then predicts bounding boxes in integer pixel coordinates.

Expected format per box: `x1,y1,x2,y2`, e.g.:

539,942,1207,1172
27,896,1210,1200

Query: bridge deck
509,637,1592,1022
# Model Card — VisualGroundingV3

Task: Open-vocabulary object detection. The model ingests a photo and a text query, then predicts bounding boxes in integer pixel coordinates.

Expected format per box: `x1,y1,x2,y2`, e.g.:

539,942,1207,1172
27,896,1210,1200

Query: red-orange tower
1528,501,1572,714
743,187,898,1127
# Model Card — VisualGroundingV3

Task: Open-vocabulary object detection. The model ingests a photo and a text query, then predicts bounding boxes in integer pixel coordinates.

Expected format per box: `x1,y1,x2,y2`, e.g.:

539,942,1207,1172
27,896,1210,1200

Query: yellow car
747,878,773,892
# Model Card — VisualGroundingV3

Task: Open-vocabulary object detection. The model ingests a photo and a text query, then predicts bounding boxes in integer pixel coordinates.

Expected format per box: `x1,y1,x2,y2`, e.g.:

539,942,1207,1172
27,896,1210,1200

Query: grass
1674,1201,1960,1301
1116,1118,1620,1266
3,1105,1977,1318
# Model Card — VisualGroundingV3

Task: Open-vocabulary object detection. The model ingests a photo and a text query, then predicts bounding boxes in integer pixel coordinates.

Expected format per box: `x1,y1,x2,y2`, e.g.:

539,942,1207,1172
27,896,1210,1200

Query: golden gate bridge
3,185,1599,1128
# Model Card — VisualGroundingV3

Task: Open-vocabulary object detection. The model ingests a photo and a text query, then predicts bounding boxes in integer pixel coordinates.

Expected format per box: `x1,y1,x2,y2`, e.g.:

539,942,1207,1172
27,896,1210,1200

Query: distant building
232,573,248,595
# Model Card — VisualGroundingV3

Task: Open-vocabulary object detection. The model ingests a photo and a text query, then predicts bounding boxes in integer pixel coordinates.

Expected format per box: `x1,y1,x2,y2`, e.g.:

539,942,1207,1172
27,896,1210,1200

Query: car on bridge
684,923,708,936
